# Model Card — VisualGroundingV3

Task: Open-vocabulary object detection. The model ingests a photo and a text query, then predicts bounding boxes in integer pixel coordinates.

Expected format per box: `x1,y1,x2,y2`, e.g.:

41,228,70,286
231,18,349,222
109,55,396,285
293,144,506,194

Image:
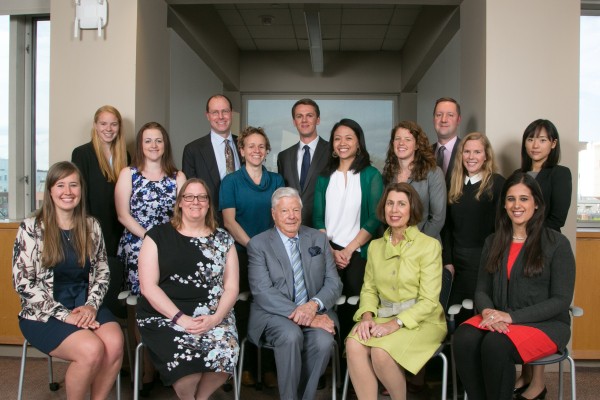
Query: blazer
475,229,575,350
12,217,110,322
182,133,240,225
277,137,329,227
246,226,343,345
407,167,447,241
433,136,461,186
71,141,130,257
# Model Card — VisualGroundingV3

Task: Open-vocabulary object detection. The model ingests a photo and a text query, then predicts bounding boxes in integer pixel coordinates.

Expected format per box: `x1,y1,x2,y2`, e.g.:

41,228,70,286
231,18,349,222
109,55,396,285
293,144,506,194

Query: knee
370,347,393,367
345,338,366,362
80,339,106,369
276,325,303,349
453,325,477,353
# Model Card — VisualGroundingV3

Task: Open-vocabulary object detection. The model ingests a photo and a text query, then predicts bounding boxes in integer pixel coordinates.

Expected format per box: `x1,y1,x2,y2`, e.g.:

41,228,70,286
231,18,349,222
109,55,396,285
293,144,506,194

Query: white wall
169,29,222,169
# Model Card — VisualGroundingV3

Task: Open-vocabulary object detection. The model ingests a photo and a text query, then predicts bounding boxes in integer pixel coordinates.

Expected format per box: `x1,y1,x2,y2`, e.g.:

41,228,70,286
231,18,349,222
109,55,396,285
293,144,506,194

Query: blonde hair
37,162,93,267
91,105,128,183
448,132,497,203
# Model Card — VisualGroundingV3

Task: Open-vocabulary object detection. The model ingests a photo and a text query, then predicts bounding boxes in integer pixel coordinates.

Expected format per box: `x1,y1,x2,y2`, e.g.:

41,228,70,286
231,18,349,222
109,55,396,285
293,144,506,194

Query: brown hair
132,122,178,177
91,105,128,182
171,178,217,232
376,182,423,227
36,161,93,267
382,121,436,184
433,97,461,116
237,126,271,161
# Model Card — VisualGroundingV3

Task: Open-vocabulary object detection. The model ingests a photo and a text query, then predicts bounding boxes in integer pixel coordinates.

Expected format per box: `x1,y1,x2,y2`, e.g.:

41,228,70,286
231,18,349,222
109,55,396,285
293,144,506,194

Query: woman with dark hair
443,132,504,323
72,105,130,317
13,161,123,399
137,178,239,399
382,120,446,241
313,118,384,298
453,172,575,400
115,122,186,296
346,182,446,399
516,119,573,397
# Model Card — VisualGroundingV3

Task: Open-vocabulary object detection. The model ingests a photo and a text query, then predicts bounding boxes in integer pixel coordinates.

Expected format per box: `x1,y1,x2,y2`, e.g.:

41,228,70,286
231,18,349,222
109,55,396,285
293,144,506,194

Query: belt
377,297,416,317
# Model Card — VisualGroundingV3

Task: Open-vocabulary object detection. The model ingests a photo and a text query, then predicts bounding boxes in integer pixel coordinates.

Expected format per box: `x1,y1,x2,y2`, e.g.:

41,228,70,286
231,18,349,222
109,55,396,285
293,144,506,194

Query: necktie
436,145,446,173
289,237,308,305
299,145,311,190
224,139,235,175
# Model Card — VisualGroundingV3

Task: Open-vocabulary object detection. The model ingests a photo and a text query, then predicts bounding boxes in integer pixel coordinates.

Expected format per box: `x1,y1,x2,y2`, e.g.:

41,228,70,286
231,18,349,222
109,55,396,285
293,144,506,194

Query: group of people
11,94,575,400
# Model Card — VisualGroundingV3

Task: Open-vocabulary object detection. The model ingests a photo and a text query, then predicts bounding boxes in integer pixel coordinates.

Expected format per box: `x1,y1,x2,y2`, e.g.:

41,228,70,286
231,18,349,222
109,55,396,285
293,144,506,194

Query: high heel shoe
515,386,547,400
513,383,529,395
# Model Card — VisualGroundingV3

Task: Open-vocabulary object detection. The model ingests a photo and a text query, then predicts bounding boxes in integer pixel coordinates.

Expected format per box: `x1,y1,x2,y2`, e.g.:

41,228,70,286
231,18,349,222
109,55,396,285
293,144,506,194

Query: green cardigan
312,165,384,258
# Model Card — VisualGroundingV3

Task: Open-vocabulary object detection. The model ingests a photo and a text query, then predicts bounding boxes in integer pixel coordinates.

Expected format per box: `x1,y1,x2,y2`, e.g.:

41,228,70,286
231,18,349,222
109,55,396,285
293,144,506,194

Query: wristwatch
396,318,403,328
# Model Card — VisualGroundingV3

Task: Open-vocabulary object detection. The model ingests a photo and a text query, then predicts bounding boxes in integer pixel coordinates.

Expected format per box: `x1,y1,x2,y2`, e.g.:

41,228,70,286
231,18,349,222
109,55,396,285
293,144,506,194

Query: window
578,14,600,226
33,18,50,210
0,16,8,219
245,96,396,173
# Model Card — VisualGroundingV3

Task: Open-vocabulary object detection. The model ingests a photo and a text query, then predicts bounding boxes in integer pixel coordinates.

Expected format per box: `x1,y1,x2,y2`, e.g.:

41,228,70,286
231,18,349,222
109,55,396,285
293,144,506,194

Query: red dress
463,242,557,363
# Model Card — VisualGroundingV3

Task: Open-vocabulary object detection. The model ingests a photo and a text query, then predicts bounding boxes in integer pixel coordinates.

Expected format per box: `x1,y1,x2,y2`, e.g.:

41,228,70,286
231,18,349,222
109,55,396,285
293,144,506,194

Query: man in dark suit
432,97,462,186
277,99,329,227
182,94,241,225
247,187,343,400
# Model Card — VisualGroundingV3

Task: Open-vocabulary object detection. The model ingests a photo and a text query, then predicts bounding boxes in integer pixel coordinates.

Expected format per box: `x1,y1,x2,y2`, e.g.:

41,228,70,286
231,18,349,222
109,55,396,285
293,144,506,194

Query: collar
210,130,232,145
465,172,483,184
299,136,319,152
275,227,299,244
437,135,458,152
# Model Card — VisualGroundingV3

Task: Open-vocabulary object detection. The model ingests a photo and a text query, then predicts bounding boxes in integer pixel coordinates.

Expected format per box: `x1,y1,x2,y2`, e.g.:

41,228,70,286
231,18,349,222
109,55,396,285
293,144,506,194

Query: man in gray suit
432,97,462,186
247,187,343,400
277,99,329,227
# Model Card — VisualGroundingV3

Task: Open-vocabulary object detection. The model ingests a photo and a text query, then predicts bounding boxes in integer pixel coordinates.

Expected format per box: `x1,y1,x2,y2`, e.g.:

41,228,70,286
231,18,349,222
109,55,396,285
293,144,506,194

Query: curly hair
236,126,271,161
382,121,436,185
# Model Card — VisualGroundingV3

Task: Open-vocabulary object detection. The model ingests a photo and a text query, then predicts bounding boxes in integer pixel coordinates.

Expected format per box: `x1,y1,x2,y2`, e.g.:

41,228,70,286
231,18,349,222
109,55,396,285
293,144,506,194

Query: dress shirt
210,131,240,179
464,172,483,185
436,136,458,174
296,137,320,178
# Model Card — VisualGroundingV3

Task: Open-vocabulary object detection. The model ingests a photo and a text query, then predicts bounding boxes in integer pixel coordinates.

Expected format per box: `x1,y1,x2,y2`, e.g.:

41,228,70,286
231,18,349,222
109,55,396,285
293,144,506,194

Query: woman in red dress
453,172,575,400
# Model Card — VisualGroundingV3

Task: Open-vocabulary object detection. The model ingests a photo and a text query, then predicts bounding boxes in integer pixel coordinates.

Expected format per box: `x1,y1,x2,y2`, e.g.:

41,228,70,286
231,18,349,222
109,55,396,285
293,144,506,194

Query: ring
377,333,381,337
490,315,495,320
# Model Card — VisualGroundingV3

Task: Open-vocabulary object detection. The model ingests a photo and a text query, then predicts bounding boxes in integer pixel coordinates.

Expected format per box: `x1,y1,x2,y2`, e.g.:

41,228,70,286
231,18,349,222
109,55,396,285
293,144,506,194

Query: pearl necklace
512,235,527,241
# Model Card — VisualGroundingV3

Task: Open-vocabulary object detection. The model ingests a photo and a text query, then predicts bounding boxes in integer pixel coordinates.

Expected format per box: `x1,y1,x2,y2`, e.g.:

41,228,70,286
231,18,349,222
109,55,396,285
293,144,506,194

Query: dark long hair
322,118,371,176
485,172,547,277
520,119,561,171
132,122,178,177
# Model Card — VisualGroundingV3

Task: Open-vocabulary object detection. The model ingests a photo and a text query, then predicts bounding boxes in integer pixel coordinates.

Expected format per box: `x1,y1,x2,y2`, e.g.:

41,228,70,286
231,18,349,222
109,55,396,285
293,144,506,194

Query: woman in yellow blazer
346,182,447,399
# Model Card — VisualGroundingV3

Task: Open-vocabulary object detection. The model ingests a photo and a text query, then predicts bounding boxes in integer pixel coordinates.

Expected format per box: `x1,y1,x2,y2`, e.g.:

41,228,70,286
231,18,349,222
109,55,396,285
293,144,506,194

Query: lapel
289,144,301,189
269,228,295,299
302,138,327,195
199,134,221,187
298,226,314,297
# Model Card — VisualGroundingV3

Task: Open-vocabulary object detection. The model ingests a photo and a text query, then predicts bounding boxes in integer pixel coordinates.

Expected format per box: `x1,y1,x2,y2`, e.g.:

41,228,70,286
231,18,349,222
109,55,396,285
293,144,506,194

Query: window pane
246,98,394,172
34,19,50,210
578,16,600,225
0,16,9,219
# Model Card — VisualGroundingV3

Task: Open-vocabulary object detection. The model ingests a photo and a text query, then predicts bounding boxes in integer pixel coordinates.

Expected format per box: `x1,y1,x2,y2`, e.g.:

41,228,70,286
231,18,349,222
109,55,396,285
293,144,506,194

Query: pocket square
309,246,322,256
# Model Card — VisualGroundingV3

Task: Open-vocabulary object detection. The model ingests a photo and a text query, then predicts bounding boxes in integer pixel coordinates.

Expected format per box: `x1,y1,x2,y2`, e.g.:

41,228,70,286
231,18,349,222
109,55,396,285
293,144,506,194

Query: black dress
19,231,116,354
137,224,239,386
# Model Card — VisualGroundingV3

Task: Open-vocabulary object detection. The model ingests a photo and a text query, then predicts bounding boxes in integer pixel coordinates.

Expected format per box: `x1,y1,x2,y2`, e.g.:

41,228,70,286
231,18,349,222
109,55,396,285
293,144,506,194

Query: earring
332,151,339,158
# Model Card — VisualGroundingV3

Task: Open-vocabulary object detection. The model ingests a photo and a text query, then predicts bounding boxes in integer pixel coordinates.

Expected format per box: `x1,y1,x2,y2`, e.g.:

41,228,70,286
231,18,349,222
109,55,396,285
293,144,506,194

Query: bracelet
172,310,184,324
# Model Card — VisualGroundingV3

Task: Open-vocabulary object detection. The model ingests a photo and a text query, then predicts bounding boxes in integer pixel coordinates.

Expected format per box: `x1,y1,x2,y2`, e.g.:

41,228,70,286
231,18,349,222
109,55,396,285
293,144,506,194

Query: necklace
512,235,527,241
61,229,71,242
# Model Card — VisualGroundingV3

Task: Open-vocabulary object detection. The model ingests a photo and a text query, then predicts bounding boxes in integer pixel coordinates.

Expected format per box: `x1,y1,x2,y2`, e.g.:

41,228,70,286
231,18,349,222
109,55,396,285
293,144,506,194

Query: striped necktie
289,237,308,305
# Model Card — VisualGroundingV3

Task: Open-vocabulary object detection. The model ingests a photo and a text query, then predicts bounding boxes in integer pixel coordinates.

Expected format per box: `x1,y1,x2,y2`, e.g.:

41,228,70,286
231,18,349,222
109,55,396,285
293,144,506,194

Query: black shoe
317,374,326,390
514,383,530,396
515,386,547,400
139,380,155,398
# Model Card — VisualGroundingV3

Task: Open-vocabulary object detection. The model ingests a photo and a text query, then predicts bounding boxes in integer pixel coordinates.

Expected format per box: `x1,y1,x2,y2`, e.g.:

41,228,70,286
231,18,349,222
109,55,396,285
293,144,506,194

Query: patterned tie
436,145,446,173
224,139,235,175
289,237,308,305
299,145,311,190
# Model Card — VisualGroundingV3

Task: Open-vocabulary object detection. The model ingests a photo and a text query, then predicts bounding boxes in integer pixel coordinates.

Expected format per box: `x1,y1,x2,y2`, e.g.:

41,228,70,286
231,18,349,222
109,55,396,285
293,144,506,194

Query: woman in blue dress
13,161,123,399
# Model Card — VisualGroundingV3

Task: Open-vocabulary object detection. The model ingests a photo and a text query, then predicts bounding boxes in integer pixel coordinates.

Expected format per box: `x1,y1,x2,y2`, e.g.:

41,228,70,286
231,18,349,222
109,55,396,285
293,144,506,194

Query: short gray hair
271,187,303,209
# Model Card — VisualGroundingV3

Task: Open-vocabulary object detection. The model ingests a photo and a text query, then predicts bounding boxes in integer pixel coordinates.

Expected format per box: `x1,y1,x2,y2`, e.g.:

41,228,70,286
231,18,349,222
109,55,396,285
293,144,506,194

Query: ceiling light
304,6,323,73
261,15,274,26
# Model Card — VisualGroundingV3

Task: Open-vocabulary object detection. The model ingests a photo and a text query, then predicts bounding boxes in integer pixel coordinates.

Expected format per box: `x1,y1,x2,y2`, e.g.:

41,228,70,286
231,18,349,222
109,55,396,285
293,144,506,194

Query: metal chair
17,339,121,400
341,267,455,400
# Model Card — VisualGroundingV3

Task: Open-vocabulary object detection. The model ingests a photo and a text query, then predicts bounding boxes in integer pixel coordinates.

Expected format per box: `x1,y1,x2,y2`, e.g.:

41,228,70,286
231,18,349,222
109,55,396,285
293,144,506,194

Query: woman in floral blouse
12,161,123,399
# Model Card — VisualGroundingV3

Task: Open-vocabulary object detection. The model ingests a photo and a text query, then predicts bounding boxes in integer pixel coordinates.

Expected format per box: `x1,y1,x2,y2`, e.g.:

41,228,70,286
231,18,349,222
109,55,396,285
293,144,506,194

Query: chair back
439,267,453,312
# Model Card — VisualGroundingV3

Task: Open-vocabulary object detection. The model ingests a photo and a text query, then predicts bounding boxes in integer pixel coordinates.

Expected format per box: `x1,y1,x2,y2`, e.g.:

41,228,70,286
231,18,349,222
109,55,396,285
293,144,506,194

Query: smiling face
525,127,557,168
433,101,461,143
206,96,232,136
293,104,320,142
50,172,82,213
272,195,302,238
94,111,120,145
240,133,267,167
332,125,359,161
142,128,165,162
384,190,411,230
505,183,537,229
462,138,486,176
393,127,416,162
180,182,209,222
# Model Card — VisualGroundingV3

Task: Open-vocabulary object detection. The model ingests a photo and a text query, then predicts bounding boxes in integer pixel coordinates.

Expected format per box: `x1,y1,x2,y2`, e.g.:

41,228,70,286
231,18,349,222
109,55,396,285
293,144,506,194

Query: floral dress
136,224,238,385
117,167,177,295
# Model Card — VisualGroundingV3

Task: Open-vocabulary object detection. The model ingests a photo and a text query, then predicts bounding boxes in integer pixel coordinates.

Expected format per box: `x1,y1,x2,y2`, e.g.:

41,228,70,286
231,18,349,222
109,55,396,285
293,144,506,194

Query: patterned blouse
12,216,110,322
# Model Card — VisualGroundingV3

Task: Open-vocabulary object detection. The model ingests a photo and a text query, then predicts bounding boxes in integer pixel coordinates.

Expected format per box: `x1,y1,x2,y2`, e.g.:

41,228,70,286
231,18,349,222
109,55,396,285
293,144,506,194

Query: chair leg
17,340,28,400
451,340,458,400
115,369,121,400
133,342,144,400
236,338,246,399
437,352,448,400
232,367,239,400
331,342,338,400
558,359,564,400
568,356,576,400
256,344,263,390
341,369,350,400
47,354,59,391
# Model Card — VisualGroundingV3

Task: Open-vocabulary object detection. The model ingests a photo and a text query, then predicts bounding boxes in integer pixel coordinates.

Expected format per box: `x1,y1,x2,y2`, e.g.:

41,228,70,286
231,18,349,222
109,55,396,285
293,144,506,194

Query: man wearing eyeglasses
182,94,241,226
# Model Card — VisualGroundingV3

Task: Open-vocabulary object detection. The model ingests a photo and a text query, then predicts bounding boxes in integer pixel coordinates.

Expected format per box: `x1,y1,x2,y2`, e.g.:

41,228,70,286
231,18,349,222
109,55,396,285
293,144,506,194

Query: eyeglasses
182,194,209,203
208,109,231,118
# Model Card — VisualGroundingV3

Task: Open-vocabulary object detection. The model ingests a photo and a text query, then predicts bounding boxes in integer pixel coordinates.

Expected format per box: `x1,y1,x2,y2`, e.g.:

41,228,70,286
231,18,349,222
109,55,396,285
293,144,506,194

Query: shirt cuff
311,297,324,312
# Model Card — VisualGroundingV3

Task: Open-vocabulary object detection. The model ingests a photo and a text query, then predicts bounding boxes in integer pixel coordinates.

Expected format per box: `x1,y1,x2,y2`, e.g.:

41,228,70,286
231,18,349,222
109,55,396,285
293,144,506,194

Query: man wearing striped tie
247,187,343,400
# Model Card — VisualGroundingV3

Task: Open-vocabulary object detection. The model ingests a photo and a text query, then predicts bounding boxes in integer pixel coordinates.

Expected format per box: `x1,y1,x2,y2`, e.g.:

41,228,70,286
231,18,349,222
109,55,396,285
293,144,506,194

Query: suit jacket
246,226,343,344
475,229,575,350
277,137,329,227
181,133,240,225
432,136,461,186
